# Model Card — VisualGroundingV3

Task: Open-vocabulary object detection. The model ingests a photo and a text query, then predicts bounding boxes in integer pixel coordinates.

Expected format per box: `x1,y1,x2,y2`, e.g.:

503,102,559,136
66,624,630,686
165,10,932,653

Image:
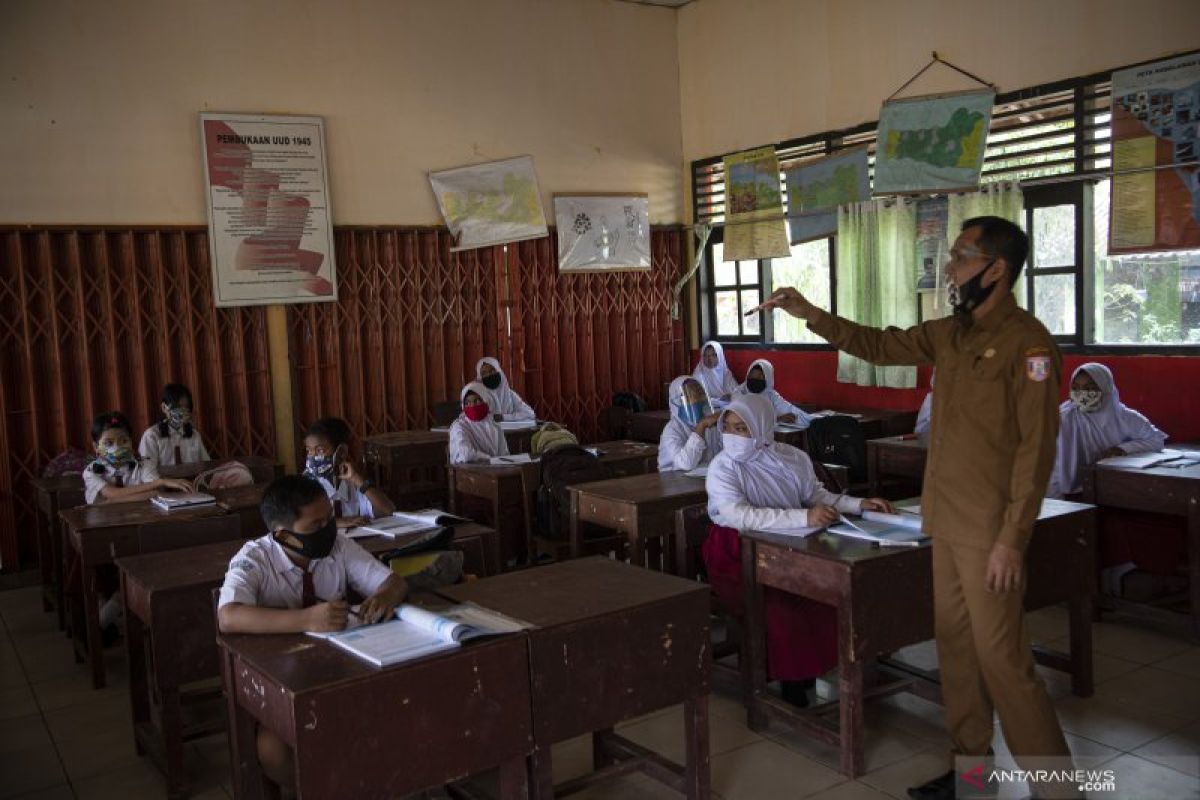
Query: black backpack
804,415,867,485
535,445,616,541
612,391,647,414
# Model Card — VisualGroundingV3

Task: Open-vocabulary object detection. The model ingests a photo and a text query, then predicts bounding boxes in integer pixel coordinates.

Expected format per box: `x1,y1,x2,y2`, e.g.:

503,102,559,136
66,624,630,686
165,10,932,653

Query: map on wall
1109,52,1200,253
874,89,994,195
783,147,870,243
554,194,650,272
722,146,792,261
429,156,548,251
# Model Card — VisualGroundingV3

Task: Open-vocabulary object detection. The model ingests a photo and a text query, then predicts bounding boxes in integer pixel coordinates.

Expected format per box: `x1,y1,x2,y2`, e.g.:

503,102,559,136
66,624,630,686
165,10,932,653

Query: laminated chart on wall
429,155,549,251
199,113,337,307
554,194,650,272
1110,53,1200,253
722,146,792,261
873,89,994,195
783,147,870,244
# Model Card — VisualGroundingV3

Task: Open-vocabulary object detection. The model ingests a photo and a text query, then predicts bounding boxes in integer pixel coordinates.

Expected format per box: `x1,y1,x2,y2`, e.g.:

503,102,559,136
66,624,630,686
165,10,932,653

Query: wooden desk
441,557,711,800
1082,445,1200,638
117,525,496,797
159,455,280,483
740,498,1096,778
800,406,919,442
866,436,929,496
591,439,660,477
33,475,86,629
218,626,532,799
60,487,263,689
628,410,672,443
568,472,707,571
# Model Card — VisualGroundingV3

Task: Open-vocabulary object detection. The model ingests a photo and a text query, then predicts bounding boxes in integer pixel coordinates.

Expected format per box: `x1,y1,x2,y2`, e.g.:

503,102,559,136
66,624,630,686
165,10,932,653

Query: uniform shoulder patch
1025,355,1051,382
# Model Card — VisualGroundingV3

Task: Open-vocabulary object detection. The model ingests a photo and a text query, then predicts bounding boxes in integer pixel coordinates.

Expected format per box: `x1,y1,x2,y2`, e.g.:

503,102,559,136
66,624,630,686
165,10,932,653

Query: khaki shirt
809,294,1061,550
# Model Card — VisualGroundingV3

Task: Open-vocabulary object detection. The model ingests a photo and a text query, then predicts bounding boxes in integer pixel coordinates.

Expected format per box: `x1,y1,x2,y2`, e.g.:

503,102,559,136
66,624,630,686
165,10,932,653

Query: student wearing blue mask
302,417,395,528
658,376,722,472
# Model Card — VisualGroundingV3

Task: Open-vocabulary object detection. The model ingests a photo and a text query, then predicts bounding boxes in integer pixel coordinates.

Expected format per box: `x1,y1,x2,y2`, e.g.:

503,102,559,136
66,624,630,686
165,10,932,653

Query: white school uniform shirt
309,474,376,519
1047,362,1167,498
658,375,723,472
217,532,392,610
448,382,510,464
705,394,862,533
731,359,812,428
83,458,161,505
692,340,739,400
138,425,211,466
475,357,536,421
914,371,935,437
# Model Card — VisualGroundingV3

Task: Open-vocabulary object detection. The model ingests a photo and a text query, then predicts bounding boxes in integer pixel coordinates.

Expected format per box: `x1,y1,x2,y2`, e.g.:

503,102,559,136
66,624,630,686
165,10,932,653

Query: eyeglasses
947,247,995,265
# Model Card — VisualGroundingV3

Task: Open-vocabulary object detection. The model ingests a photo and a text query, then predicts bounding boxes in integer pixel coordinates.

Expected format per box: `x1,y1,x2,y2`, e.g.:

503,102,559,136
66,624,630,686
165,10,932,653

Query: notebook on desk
828,511,927,547
151,492,217,511
345,508,468,539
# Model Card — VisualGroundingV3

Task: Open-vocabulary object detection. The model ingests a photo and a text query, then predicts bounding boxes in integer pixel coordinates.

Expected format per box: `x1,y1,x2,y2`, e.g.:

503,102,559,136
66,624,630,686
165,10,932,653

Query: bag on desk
535,445,615,541
388,550,464,591
193,461,254,490
530,422,578,456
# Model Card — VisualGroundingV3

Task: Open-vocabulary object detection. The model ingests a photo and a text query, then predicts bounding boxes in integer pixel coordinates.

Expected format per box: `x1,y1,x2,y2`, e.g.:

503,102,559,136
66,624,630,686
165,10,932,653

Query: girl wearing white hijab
658,376,723,472
448,382,510,464
692,341,738,403
701,393,892,705
732,358,812,427
1048,362,1166,498
914,370,935,437
475,357,536,421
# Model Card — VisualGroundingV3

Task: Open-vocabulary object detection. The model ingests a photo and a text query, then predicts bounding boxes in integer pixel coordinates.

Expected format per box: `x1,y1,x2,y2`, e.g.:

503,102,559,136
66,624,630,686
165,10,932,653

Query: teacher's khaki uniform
809,294,1074,794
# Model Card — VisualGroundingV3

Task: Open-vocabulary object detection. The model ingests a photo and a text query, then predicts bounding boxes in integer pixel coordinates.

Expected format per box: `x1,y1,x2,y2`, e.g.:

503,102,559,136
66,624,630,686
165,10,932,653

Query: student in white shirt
218,475,408,790
84,411,193,505
658,376,722,472
138,383,211,467
692,340,738,403
733,358,812,427
915,371,934,438
476,357,536,421
449,382,510,464
302,417,395,529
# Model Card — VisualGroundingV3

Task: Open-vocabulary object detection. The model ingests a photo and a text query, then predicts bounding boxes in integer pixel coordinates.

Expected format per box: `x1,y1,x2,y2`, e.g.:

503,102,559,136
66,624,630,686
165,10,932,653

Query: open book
828,511,928,547
1097,449,1190,470
345,508,467,539
151,492,216,511
310,602,530,667
488,452,536,465
499,420,538,431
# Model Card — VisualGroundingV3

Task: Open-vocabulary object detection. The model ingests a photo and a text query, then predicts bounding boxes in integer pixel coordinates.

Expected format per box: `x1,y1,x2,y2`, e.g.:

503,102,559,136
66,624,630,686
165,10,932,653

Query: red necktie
302,569,317,608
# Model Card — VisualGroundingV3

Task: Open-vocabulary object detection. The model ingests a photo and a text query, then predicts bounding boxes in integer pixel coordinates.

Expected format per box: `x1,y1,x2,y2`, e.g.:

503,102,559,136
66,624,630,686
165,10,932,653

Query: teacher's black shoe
907,770,956,800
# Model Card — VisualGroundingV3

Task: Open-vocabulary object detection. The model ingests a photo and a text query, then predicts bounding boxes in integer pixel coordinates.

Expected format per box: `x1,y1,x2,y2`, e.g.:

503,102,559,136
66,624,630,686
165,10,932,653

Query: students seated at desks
476,357,536,421
138,382,210,466
700,394,892,707
733,358,812,427
914,371,934,438
658,376,722,472
449,382,510,464
217,475,408,790
692,340,738,403
302,417,396,528
84,411,194,505
1048,362,1177,596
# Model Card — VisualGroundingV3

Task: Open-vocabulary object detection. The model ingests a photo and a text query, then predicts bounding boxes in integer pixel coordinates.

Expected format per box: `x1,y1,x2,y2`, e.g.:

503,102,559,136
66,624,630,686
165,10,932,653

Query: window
706,241,762,340
772,239,834,344
1023,183,1085,343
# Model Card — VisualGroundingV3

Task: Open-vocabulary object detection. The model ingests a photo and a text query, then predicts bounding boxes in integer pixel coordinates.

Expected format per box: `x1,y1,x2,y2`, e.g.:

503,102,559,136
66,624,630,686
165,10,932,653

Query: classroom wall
676,0,1200,164
0,0,685,225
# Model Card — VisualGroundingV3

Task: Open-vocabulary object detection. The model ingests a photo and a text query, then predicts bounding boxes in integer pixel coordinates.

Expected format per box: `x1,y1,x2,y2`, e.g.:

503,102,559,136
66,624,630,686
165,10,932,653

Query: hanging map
874,89,994,195
554,194,650,272
1109,53,1200,253
429,155,548,251
723,146,791,261
783,147,870,243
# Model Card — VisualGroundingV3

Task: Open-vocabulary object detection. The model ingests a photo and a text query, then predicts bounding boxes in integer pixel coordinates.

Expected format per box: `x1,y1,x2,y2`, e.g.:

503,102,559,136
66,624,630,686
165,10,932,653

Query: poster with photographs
554,194,650,272
915,197,949,291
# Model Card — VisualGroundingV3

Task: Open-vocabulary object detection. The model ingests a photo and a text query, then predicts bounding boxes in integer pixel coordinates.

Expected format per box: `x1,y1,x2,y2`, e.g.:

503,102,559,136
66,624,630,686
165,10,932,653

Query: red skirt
701,523,839,681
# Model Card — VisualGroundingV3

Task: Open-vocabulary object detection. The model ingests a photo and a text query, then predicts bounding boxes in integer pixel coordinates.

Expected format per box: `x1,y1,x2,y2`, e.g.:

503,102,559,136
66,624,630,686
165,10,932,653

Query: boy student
218,475,408,789
302,417,395,528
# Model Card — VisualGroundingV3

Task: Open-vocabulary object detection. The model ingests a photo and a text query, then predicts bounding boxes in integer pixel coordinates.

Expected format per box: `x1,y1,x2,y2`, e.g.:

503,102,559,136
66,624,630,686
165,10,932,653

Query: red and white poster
199,113,336,307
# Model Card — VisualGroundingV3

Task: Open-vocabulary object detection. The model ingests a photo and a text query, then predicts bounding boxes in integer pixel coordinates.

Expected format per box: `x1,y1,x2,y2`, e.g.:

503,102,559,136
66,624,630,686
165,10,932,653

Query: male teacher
760,216,1075,800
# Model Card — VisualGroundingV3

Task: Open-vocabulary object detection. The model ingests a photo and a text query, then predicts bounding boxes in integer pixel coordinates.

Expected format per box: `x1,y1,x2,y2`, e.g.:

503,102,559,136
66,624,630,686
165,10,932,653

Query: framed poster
199,113,336,307
722,146,791,261
874,89,994,195
554,194,650,272
429,155,549,251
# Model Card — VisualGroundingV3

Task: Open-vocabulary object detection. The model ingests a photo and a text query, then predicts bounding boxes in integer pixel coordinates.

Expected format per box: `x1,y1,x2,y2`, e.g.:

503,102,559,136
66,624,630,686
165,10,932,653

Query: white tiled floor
2,588,1198,799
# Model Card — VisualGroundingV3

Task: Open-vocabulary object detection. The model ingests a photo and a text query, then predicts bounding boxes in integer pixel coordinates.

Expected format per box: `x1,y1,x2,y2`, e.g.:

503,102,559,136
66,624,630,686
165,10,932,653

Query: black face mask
747,378,768,394
950,259,997,315
481,373,502,391
277,517,338,560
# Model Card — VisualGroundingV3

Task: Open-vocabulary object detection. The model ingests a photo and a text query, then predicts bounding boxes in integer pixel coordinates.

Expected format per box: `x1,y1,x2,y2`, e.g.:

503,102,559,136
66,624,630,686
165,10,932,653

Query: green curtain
835,199,918,388
946,181,1026,307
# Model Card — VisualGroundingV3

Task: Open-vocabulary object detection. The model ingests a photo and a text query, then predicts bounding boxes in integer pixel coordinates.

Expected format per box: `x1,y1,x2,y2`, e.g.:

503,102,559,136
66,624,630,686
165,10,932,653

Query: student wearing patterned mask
732,358,812,427
658,376,722,472
302,417,395,529
84,411,194,505
475,357,536,421
449,382,510,464
139,383,211,466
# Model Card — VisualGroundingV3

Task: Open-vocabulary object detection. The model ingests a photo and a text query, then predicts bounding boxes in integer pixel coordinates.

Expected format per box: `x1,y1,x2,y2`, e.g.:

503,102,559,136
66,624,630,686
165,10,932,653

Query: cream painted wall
0,0,684,224
678,0,1200,168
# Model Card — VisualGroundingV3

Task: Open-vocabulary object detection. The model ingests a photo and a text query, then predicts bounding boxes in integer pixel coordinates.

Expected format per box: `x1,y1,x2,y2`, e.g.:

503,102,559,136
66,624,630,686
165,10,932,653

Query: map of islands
784,147,870,243
874,90,995,194
884,107,987,169
430,156,548,251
